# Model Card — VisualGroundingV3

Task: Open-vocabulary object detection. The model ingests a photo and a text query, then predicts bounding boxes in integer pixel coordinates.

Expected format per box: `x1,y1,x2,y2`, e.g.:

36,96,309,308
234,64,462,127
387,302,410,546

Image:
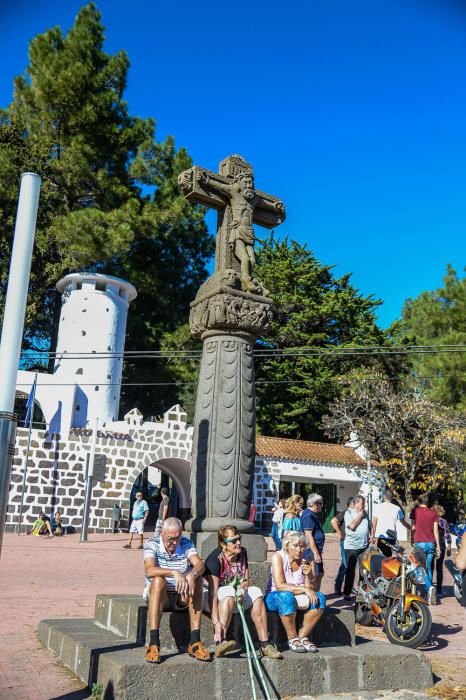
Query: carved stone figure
178,154,285,289
179,155,285,540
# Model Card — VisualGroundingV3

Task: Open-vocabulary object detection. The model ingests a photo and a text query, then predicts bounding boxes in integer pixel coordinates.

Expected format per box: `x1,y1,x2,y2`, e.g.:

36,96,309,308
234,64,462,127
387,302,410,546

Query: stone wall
6,404,376,533
6,406,193,533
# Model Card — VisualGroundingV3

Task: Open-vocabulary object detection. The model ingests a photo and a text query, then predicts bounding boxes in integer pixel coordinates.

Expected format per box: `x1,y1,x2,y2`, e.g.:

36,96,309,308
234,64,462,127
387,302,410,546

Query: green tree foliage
322,372,465,514
0,4,213,416
402,265,466,412
253,237,407,440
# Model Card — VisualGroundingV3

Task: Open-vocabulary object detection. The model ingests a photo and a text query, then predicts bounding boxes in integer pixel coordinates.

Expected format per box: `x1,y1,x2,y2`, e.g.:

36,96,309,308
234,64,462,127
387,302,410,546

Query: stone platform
92,593,355,648
38,593,432,698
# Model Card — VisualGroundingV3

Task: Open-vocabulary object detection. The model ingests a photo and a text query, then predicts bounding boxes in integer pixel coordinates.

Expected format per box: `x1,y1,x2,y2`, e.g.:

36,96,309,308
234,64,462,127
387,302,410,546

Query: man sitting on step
143,517,212,664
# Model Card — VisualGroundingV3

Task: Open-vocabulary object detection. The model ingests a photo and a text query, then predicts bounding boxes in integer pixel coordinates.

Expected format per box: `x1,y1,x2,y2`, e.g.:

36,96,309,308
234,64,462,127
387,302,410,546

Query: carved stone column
188,331,256,533
184,273,274,559
178,155,285,561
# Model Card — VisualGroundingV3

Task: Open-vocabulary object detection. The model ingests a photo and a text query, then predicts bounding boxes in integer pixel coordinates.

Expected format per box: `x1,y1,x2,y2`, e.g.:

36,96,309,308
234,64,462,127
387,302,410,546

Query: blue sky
1,0,465,328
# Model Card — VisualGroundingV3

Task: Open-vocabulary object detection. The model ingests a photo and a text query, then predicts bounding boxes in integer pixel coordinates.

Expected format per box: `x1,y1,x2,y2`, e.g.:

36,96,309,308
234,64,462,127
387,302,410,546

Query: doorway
279,481,337,533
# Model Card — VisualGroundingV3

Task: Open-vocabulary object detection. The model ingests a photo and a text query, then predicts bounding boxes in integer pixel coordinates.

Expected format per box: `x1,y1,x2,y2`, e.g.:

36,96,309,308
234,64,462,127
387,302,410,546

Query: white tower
54,272,137,428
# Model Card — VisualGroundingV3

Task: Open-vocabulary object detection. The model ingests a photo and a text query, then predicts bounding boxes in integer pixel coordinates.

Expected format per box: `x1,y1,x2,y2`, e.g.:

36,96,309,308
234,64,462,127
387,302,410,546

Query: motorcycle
445,523,466,605
354,530,432,648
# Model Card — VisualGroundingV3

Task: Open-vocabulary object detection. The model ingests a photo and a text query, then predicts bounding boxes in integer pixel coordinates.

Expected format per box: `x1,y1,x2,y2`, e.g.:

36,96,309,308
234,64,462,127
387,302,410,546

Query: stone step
37,618,433,699
93,593,355,649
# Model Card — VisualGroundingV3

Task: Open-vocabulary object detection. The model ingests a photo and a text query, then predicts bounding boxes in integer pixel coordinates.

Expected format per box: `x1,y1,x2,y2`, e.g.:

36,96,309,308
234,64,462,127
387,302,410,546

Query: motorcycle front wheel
384,600,432,648
453,583,462,604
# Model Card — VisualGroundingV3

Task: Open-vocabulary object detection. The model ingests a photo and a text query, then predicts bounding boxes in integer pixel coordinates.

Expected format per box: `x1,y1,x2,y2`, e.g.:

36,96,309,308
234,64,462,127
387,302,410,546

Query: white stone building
7,271,383,533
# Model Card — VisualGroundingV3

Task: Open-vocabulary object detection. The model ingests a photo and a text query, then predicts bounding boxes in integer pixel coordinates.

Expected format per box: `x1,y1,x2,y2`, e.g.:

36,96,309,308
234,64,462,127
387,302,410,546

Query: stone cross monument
178,155,285,555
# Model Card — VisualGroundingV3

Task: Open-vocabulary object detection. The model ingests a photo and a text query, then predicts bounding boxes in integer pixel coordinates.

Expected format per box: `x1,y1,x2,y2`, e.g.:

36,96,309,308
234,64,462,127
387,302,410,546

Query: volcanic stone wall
6,407,194,532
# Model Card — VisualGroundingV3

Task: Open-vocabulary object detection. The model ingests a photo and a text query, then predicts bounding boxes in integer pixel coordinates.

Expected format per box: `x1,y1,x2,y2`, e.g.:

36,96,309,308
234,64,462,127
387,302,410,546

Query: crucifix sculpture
178,155,285,546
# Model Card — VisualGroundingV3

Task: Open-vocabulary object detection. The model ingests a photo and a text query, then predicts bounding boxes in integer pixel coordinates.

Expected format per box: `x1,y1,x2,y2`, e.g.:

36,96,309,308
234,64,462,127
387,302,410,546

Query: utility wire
19,344,466,361
15,372,465,388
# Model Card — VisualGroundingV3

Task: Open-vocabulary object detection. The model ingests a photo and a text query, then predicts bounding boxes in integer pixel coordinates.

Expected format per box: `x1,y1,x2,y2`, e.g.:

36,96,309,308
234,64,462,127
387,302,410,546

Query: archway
122,445,192,528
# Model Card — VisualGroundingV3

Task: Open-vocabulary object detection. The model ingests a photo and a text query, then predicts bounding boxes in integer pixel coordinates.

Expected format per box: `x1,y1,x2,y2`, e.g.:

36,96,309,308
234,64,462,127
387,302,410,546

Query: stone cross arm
178,165,286,229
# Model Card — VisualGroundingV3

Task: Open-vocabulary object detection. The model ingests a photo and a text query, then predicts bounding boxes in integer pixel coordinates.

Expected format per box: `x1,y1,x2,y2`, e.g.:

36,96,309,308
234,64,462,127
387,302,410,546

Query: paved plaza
0,532,464,700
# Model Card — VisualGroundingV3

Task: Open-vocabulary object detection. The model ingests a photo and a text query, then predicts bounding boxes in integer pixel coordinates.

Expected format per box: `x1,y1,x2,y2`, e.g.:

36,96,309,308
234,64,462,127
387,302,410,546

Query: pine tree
254,236,407,440
402,265,466,412
0,3,214,416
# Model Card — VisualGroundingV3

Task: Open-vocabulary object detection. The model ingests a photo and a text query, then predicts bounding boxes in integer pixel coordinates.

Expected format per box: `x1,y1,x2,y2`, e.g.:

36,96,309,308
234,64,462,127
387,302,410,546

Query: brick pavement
0,532,464,700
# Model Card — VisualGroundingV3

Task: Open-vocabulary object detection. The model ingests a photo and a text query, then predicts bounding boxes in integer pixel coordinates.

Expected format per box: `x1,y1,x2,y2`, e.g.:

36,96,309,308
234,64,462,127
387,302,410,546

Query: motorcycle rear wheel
355,601,374,626
384,600,432,648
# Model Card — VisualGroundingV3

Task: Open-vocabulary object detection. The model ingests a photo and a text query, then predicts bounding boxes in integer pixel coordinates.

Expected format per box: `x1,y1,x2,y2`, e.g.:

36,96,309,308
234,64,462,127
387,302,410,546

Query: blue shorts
265,590,326,617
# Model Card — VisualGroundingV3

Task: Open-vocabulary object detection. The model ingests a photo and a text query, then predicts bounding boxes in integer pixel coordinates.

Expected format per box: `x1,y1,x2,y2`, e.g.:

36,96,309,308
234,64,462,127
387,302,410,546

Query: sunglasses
166,535,181,543
224,536,242,544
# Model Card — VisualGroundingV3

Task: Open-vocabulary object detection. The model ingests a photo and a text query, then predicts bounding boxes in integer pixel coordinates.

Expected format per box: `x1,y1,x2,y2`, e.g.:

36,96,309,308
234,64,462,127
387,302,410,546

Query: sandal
188,641,212,661
145,644,161,663
288,637,306,653
300,637,318,653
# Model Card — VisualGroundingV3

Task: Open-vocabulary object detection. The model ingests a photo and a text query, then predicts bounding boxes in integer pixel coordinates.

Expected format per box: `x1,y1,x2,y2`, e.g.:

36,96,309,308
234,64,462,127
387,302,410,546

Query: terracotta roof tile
256,435,366,466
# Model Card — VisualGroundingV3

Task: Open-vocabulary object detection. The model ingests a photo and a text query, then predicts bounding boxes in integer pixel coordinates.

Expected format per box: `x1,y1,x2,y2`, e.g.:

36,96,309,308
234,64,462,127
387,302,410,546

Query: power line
19,344,466,362
14,372,465,389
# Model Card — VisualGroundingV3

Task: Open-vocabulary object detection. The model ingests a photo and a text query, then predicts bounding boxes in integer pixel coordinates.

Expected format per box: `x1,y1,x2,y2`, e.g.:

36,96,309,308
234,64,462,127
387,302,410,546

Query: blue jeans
416,541,435,592
270,522,282,550
335,539,346,591
265,590,326,616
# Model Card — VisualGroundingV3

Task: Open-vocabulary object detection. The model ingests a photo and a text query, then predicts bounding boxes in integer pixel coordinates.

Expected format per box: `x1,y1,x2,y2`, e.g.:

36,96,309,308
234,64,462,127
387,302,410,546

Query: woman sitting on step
204,525,282,659
265,530,325,653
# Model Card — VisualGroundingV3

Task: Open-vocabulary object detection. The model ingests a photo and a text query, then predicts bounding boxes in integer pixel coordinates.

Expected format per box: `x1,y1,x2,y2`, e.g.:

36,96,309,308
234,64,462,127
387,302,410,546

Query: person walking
432,504,451,598
301,493,326,592
410,494,441,605
371,489,411,556
270,498,285,551
331,497,353,594
455,531,466,609
155,487,170,537
123,491,149,549
343,495,371,601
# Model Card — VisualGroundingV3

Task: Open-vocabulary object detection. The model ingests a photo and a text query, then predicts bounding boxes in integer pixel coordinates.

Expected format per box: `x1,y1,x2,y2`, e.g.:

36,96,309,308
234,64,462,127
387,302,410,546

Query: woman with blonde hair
204,525,282,659
265,530,325,653
281,495,304,536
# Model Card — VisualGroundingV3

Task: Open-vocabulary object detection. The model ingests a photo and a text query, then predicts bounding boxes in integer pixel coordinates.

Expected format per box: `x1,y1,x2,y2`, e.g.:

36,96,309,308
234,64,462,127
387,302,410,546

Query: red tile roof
256,435,366,466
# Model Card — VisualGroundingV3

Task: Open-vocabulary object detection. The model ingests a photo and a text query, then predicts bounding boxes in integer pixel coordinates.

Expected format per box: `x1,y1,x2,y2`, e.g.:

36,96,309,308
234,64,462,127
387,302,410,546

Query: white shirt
272,506,284,523
373,502,404,538
144,535,196,591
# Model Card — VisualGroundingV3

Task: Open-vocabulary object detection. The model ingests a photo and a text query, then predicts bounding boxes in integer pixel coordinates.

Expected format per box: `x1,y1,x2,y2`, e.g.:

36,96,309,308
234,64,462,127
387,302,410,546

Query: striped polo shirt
144,535,196,591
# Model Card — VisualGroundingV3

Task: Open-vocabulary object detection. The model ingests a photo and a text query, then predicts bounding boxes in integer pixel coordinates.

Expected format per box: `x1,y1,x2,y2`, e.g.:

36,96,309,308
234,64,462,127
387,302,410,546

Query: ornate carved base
186,332,256,532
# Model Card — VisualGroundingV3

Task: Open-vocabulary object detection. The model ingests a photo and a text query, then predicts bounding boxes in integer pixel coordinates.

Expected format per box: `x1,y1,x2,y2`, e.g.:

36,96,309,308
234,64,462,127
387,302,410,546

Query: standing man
123,491,149,550
331,497,353,595
454,531,466,609
301,493,325,591
411,494,441,605
371,489,411,556
343,495,371,601
155,487,170,537
143,517,211,663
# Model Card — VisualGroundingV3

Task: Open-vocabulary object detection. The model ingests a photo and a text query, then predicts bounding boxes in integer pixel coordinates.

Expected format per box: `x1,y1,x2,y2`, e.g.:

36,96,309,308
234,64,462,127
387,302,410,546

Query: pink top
268,549,305,592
